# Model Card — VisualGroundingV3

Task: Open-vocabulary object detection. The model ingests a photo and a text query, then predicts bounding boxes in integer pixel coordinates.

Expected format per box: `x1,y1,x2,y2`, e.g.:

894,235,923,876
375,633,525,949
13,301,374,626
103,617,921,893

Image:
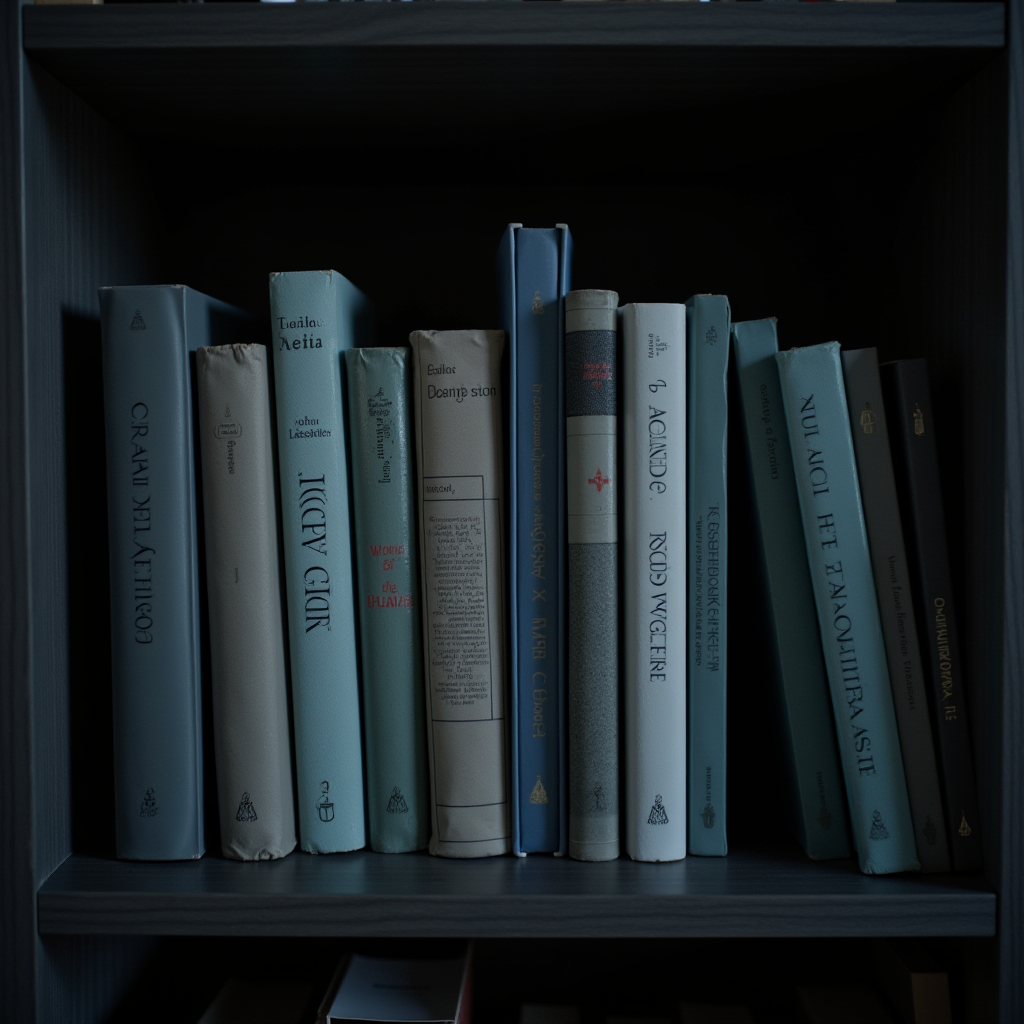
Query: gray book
565,289,620,862
409,329,511,857
842,347,950,872
196,344,297,861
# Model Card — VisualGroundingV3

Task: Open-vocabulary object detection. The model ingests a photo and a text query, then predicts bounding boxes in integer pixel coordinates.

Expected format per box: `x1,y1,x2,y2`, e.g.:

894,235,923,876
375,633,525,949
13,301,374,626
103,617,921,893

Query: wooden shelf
37,848,996,938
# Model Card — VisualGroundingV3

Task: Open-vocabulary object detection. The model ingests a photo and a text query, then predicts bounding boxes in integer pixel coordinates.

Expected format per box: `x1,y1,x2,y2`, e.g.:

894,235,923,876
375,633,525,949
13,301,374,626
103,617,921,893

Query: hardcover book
775,341,918,874
497,223,572,856
99,283,250,861
842,347,950,872
685,293,731,856
880,357,984,872
621,302,687,863
268,269,372,854
345,346,430,854
732,319,850,861
196,343,297,862
409,329,511,858
564,288,619,862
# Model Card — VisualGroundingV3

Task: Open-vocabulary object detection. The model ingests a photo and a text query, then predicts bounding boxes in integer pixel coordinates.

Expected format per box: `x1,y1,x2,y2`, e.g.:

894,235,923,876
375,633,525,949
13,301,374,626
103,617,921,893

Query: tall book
196,343,296,861
775,341,918,874
268,270,372,854
564,288,620,862
732,319,850,861
621,302,687,863
685,293,731,856
344,346,429,854
99,283,250,860
497,223,572,856
880,358,984,872
409,329,511,858
842,347,950,872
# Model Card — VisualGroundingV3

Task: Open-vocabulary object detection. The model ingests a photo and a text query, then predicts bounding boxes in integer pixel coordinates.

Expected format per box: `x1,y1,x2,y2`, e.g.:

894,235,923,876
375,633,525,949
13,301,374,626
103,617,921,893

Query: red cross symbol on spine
589,469,610,492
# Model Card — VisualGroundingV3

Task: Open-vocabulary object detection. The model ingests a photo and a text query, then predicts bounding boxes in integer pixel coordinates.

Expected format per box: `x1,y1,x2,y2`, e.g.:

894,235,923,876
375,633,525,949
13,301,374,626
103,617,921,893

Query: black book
880,358,983,872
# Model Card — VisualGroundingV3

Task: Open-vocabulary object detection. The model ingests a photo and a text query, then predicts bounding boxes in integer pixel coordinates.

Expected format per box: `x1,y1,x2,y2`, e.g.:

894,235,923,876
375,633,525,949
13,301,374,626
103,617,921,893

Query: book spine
775,341,918,874
99,285,204,861
842,348,951,872
880,358,984,872
344,346,430,854
409,329,511,858
565,288,620,862
269,270,368,854
622,302,687,862
732,320,851,861
196,344,297,861
499,225,571,855
685,293,731,856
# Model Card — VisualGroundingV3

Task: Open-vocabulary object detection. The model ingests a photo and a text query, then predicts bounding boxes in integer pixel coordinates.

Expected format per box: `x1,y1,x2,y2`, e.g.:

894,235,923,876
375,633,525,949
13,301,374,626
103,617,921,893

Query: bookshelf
2,1,1021,1020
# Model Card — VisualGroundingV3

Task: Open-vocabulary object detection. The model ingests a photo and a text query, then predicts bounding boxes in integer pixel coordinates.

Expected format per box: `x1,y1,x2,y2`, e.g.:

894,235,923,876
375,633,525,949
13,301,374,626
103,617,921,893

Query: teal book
775,341,918,874
99,284,251,861
685,294,731,856
733,320,850,861
344,347,430,854
269,270,372,854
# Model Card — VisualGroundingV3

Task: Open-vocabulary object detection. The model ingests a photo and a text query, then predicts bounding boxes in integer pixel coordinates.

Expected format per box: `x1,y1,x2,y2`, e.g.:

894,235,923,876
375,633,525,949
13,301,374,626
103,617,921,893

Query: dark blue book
497,223,572,856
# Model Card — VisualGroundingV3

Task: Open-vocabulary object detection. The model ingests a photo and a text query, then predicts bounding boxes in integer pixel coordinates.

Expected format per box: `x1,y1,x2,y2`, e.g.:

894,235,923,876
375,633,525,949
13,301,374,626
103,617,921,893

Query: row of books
99,222,980,874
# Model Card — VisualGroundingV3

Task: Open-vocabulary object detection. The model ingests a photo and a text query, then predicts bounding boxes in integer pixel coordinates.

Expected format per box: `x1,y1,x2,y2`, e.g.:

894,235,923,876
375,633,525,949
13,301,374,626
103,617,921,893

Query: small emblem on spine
129,310,147,331
701,803,716,829
922,815,939,846
593,785,606,812
705,326,718,346
532,290,545,315
914,403,925,436
860,406,876,434
317,780,334,823
588,468,611,493
648,795,669,826
530,775,548,805
869,810,890,841
959,812,972,838
140,788,158,817
235,792,258,822
386,787,409,814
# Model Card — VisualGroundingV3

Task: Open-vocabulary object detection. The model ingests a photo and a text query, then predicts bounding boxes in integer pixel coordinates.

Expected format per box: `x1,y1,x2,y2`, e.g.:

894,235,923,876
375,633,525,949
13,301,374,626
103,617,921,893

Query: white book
622,303,687,862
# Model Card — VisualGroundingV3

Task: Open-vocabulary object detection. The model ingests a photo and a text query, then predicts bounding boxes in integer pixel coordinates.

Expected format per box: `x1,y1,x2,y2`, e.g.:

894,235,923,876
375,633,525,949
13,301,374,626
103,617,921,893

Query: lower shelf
37,846,996,938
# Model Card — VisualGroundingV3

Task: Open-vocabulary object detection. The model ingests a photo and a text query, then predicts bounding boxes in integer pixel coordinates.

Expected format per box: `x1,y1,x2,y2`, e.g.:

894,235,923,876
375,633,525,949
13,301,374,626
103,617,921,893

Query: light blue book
775,341,918,874
344,347,429,854
685,293,730,856
497,224,572,856
99,284,251,860
733,320,851,861
269,270,372,854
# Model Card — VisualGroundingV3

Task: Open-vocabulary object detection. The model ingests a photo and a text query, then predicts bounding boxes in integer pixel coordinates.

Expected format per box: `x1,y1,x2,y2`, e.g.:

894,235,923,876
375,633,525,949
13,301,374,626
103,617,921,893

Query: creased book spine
409,329,511,858
843,348,950,872
196,344,296,861
733,319,850,861
775,341,918,874
685,293,731,856
565,288,619,862
269,269,372,854
345,346,429,854
622,302,687,863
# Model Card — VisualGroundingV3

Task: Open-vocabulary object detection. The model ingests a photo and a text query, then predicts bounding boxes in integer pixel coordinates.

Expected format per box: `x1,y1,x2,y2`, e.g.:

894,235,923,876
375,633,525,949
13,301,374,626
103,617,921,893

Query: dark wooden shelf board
37,849,996,938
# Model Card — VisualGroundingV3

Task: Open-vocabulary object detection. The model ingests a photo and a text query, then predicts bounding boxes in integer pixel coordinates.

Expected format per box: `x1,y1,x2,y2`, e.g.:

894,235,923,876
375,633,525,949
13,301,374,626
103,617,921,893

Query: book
564,288,620,862
497,223,572,856
880,358,984,873
732,319,850,861
796,985,897,1024
842,347,950,872
268,269,372,854
870,938,952,1024
775,341,918,874
195,343,296,862
198,978,318,1024
344,346,429,854
99,283,249,861
409,329,511,858
685,293,731,856
621,302,687,863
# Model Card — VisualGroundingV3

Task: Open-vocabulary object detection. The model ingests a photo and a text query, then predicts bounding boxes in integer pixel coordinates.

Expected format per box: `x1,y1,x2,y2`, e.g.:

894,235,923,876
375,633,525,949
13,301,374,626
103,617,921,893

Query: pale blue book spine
269,270,371,854
498,224,572,855
775,342,918,874
733,320,850,861
344,347,429,854
685,293,730,856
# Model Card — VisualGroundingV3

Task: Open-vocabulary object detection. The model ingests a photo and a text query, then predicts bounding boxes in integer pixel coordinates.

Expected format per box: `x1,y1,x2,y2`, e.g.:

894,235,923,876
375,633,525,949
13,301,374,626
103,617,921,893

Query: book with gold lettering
881,357,983,872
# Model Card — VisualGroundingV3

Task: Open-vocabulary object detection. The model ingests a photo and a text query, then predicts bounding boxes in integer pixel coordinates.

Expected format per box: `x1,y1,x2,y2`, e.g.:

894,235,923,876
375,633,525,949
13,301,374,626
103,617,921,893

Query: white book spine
622,303,687,862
